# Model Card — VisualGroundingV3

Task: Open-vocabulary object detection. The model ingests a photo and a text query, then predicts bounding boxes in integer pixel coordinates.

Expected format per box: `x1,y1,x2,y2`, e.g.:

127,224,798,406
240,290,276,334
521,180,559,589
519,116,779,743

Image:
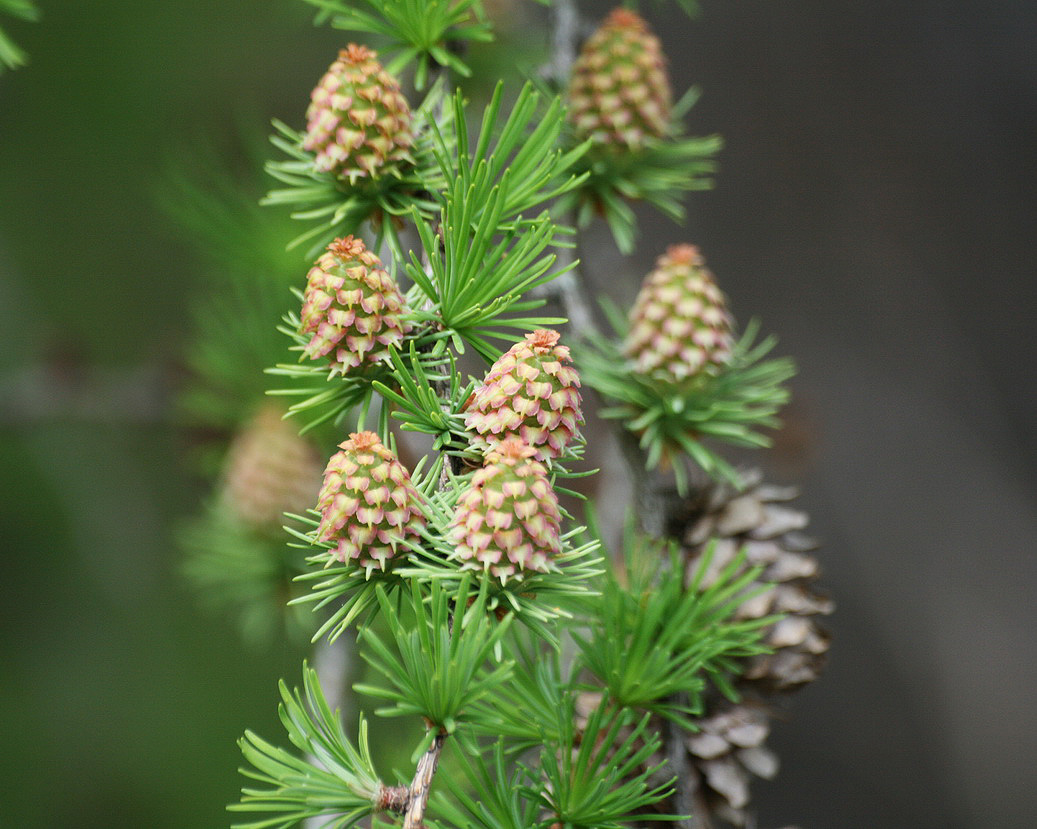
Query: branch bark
666,701,714,829
403,730,448,829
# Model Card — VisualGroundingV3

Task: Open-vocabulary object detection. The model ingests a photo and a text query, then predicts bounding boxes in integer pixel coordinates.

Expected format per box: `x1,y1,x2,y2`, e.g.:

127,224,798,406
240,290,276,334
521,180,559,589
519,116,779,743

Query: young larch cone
448,437,562,580
302,44,414,182
218,403,324,534
299,236,411,376
624,245,735,383
315,431,426,570
567,8,672,150
464,329,584,462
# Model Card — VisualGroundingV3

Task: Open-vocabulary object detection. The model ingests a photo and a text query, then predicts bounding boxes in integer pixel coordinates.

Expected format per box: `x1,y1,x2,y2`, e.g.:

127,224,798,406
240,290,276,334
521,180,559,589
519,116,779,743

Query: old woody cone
671,469,833,825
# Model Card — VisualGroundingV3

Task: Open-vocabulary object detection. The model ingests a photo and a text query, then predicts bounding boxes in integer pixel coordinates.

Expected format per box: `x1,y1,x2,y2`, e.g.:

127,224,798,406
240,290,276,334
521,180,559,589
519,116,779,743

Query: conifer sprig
371,343,474,451
301,0,493,89
403,84,589,360
431,742,543,829
0,0,37,72
209,1,830,826
535,694,675,827
574,534,776,726
432,83,590,230
231,664,382,829
464,641,569,749
353,578,515,733
581,316,795,490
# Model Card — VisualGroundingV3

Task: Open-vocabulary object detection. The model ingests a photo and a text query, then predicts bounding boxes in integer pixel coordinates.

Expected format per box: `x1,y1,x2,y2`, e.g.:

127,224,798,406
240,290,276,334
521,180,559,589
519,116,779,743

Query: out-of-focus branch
0,364,168,425
541,0,580,85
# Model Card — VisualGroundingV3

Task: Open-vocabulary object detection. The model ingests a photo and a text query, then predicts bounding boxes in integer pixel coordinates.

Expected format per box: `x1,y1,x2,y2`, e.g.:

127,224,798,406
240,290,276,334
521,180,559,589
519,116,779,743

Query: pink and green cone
448,437,562,581
302,44,414,183
567,8,672,151
315,431,426,570
624,244,735,383
299,235,411,376
218,403,324,534
464,329,583,462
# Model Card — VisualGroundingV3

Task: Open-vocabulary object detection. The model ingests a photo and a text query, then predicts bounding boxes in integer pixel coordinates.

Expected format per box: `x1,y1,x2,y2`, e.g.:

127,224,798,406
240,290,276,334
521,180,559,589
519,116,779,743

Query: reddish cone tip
605,7,649,30
527,329,561,352
346,431,380,451
341,43,377,63
491,437,538,462
665,244,703,265
328,235,367,259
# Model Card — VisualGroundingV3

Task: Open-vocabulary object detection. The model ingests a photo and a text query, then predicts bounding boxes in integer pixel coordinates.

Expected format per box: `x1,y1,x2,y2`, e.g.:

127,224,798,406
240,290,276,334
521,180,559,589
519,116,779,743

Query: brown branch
403,730,448,829
377,783,410,814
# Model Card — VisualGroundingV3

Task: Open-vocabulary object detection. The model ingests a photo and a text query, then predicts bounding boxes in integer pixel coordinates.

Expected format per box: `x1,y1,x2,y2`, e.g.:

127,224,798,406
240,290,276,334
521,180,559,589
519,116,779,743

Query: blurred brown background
1,1,1034,826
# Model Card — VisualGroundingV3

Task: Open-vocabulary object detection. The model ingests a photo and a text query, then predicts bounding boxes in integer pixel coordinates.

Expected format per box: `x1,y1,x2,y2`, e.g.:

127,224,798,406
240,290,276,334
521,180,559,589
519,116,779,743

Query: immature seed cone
624,244,735,383
315,431,426,570
299,236,411,376
218,403,324,534
567,8,671,150
448,437,562,580
302,44,414,182
464,329,583,462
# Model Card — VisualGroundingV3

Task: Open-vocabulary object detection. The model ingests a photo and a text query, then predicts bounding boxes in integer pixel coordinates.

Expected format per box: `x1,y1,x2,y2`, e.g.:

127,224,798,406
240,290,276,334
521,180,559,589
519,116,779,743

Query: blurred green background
3,1,1036,827
0,3,340,826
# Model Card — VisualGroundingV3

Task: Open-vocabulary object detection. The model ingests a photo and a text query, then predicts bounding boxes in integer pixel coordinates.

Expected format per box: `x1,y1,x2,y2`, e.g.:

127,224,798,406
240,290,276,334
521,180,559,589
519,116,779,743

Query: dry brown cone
679,468,833,694
662,468,833,826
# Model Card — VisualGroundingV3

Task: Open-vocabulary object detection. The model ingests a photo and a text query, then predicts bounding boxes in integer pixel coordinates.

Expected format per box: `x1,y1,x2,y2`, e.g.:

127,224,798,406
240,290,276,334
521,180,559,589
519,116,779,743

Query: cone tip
340,44,377,64
664,244,703,266
327,235,368,260
605,8,649,31
491,437,538,462
526,329,561,352
345,431,381,451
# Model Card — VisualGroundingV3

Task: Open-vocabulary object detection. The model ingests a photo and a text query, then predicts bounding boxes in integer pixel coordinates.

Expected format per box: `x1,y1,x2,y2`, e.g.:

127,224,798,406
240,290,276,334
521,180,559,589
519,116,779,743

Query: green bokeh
0,2,341,825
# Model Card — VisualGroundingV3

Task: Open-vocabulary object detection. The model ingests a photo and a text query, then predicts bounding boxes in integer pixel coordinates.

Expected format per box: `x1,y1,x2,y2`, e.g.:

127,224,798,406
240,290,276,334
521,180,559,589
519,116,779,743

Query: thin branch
667,697,713,829
403,729,448,828
541,0,580,84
